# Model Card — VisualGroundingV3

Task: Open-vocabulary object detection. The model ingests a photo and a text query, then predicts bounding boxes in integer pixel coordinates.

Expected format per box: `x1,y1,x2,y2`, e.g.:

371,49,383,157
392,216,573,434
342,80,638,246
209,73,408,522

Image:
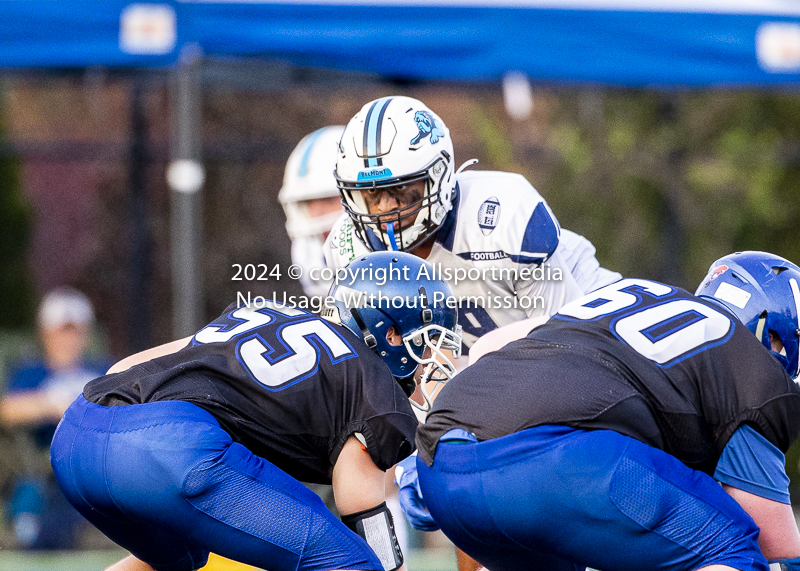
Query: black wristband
342,502,404,571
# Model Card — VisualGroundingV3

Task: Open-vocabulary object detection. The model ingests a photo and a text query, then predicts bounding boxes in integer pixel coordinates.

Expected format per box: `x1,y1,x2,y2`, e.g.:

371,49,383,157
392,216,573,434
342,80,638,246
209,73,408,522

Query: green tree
536,88,800,492
0,98,34,329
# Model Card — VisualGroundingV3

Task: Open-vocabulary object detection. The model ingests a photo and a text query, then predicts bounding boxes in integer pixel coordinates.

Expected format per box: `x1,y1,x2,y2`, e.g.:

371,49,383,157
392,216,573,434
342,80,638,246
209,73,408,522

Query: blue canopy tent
182,0,800,87
3,0,800,86
2,0,800,340
0,1,180,68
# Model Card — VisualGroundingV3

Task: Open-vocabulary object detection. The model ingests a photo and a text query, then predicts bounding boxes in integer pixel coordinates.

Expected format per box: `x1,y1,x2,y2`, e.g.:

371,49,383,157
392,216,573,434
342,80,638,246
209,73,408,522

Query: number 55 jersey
418,278,800,473
83,301,418,485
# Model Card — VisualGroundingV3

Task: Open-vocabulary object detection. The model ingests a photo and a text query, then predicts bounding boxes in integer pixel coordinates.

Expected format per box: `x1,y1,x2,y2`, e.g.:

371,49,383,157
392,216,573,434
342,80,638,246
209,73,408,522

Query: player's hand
394,454,439,531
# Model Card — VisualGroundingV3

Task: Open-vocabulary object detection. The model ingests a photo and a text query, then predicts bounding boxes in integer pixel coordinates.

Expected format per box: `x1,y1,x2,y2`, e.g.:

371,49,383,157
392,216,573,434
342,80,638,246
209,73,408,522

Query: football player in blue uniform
49,252,462,571
407,251,800,571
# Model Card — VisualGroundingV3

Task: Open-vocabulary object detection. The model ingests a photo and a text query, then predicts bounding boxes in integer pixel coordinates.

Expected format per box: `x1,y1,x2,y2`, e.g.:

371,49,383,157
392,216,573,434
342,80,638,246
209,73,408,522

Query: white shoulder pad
451,171,560,266
322,213,370,270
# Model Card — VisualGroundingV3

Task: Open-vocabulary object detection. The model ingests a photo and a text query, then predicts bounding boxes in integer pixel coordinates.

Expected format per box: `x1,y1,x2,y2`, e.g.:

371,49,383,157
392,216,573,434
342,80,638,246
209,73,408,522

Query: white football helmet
335,96,456,252
279,126,345,297
279,126,345,240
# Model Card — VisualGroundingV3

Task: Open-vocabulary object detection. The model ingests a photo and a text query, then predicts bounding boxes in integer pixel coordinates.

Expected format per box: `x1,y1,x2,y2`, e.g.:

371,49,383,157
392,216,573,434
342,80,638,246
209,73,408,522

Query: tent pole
168,44,205,339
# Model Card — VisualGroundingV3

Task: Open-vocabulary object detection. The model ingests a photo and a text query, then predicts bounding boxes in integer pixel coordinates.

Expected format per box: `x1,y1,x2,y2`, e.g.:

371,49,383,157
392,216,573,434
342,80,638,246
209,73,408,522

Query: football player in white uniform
324,96,620,349
279,126,346,298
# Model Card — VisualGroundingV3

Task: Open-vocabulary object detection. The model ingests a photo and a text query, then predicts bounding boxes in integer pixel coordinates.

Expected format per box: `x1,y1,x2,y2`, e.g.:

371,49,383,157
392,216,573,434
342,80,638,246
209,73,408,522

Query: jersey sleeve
710,327,800,456
516,200,560,265
329,351,417,472
513,248,585,318
557,229,622,293
713,424,791,504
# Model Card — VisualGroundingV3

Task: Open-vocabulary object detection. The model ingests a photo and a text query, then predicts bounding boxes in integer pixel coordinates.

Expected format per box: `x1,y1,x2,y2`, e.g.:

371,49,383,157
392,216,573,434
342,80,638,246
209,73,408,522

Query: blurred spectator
0,287,109,550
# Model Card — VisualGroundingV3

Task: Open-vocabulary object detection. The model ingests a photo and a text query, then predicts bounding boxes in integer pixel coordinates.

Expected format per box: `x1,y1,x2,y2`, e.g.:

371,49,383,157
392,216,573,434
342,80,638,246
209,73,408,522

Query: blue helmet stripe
298,128,324,178
364,97,392,168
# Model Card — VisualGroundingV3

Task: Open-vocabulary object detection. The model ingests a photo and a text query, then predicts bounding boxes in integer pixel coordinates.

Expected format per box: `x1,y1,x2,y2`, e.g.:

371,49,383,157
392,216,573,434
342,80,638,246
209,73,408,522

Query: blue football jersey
418,278,800,472
84,300,418,484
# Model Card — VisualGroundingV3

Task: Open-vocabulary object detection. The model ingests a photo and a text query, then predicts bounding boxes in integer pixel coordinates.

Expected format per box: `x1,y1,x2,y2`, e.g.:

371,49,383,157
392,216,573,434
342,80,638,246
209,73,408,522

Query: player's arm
333,436,385,514
723,485,800,560
333,435,406,571
106,336,193,375
103,554,156,571
514,249,584,319
0,390,69,426
714,425,800,563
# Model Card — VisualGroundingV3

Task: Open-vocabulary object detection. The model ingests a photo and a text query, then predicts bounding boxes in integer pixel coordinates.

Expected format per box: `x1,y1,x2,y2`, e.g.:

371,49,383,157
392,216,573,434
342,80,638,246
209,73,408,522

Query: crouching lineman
409,251,800,571
49,251,462,571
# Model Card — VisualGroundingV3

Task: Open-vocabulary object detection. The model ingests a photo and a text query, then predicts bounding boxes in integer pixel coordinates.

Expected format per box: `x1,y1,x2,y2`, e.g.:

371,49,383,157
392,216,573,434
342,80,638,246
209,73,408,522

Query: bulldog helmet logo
410,111,445,145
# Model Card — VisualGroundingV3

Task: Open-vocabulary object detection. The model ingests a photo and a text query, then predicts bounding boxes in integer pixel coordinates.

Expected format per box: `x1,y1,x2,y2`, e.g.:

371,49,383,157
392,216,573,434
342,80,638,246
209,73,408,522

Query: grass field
0,548,458,571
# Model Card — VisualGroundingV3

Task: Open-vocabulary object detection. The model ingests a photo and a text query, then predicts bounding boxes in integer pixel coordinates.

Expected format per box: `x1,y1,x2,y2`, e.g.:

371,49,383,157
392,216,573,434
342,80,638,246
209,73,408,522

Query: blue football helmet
695,251,800,380
321,251,462,410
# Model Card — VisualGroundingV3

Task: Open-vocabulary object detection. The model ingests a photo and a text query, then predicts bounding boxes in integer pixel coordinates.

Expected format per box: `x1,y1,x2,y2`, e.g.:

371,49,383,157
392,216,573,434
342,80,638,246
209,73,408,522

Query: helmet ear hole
768,330,786,354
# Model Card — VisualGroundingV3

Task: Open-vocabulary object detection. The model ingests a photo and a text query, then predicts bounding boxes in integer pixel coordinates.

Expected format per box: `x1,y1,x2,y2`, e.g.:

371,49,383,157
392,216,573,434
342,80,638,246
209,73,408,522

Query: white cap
37,287,95,330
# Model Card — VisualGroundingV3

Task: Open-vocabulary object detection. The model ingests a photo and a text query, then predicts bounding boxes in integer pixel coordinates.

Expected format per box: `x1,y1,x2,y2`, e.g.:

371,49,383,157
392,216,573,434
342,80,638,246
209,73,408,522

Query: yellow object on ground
200,553,262,571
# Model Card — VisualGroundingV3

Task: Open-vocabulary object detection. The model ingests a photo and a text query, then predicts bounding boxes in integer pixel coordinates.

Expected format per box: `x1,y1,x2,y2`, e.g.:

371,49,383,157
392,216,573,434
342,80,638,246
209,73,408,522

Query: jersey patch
477,197,500,235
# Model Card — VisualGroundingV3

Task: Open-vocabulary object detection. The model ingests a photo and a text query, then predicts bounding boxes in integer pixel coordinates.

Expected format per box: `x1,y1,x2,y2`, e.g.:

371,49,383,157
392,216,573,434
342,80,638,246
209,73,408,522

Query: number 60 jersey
83,301,418,485
418,279,800,473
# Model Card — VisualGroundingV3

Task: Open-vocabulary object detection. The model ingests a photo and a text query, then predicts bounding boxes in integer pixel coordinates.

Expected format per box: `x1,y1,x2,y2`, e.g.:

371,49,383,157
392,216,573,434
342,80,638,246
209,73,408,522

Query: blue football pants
50,396,382,571
417,425,768,571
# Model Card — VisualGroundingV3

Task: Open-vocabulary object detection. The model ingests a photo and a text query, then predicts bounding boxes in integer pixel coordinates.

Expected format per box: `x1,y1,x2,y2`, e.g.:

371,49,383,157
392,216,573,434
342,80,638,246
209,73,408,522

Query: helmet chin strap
386,223,400,251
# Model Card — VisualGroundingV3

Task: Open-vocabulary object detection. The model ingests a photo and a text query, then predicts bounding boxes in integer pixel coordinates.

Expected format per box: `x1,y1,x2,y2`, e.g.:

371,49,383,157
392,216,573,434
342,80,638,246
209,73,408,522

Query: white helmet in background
335,96,456,252
279,126,345,239
279,126,345,297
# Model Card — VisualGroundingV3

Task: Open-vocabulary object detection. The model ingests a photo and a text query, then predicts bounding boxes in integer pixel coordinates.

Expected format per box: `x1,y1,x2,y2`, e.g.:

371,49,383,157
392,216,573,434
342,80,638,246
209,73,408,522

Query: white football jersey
323,170,621,347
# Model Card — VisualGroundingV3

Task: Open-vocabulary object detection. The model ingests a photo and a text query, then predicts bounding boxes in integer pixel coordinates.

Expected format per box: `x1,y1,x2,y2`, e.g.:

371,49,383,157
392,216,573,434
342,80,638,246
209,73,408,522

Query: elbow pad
342,502,403,571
